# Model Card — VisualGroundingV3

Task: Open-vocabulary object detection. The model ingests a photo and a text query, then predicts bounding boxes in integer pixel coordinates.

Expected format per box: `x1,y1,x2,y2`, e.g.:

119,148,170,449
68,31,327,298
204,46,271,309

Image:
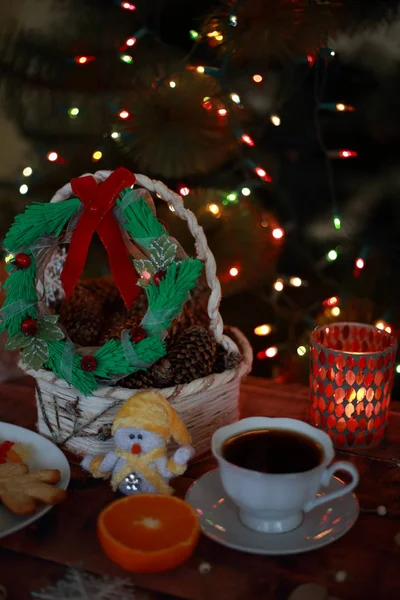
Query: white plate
0,422,70,538
186,469,359,555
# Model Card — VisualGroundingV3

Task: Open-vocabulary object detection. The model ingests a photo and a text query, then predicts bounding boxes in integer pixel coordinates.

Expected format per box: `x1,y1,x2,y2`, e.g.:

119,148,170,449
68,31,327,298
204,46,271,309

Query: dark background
1,0,400,386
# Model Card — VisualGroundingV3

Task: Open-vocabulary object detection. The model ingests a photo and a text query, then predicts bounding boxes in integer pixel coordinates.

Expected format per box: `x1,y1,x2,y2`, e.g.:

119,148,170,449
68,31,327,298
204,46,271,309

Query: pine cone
80,276,123,311
120,370,155,389
59,288,103,346
187,276,210,328
151,358,175,388
129,287,148,317
105,314,142,342
100,288,148,343
226,352,242,370
103,296,147,341
166,303,197,350
169,325,217,384
213,346,242,374
213,344,227,374
58,277,149,346
101,310,128,340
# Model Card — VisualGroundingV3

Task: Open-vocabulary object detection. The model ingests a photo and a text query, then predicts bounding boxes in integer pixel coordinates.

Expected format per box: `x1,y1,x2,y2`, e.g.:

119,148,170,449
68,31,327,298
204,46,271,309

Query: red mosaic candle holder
310,322,397,449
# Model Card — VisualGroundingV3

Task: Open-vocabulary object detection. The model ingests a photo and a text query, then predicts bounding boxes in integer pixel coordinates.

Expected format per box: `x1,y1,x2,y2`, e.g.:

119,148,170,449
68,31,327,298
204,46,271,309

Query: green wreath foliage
0,188,203,395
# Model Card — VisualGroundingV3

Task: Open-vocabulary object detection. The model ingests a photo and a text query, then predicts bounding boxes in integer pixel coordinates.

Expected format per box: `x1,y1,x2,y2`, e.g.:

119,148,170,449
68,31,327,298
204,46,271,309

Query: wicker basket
20,170,253,457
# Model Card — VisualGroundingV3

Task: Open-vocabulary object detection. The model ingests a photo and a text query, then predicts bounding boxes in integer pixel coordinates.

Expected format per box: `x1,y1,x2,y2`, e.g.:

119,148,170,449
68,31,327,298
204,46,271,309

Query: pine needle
147,259,203,310
3,255,36,297
145,258,203,333
0,256,37,335
95,336,165,377
116,193,165,243
45,341,98,396
4,198,81,252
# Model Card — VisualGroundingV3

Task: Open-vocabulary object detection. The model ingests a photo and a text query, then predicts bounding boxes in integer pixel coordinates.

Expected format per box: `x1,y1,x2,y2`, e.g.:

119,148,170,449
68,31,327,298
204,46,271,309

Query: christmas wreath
0,168,203,395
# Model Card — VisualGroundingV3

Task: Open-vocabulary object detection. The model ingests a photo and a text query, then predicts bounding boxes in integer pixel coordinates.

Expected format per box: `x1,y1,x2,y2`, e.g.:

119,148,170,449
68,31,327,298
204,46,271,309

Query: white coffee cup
212,416,359,534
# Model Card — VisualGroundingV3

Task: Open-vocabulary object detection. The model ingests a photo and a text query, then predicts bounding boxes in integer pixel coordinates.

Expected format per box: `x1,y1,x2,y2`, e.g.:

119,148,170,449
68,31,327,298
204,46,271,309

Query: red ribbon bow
61,167,140,309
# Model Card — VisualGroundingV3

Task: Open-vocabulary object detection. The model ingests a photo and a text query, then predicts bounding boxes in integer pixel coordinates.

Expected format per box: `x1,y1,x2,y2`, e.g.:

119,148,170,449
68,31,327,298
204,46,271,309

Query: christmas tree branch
0,256,37,336
94,336,166,378
145,259,203,334
4,198,81,252
117,192,165,242
45,341,98,397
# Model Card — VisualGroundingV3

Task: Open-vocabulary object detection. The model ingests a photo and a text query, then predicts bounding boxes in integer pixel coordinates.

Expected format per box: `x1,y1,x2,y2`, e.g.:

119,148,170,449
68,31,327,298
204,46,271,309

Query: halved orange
98,494,200,573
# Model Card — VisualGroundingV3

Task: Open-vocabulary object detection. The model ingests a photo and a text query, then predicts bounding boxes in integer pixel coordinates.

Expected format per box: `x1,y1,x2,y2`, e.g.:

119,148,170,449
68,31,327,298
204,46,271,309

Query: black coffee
222,429,323,474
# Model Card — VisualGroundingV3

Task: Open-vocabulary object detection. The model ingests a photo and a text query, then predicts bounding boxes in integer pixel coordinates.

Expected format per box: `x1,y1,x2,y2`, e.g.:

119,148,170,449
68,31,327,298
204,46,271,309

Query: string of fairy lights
14,0,399,373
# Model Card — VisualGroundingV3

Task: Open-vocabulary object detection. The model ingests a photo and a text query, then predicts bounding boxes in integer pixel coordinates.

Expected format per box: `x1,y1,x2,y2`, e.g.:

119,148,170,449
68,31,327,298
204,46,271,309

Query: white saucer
186,469,359,555
0,422,70,538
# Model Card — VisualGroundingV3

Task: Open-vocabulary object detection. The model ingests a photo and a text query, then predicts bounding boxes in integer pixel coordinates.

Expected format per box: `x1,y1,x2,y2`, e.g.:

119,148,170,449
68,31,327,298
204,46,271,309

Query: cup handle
304,461,359,513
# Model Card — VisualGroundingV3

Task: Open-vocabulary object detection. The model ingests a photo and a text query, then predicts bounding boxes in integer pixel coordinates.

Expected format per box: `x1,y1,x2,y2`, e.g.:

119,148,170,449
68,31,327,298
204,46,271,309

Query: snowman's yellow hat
112,391,191,446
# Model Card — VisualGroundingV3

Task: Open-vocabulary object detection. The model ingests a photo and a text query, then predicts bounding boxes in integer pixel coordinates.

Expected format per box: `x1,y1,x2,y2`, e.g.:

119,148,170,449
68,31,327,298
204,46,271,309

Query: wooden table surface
0,375,399,600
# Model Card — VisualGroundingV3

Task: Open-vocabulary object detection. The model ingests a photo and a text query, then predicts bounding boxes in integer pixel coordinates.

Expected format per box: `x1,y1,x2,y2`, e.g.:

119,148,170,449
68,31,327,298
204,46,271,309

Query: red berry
14,253,31,269
21,318,38,336
81,355,97,372
130,326,147,343
153,270,166,286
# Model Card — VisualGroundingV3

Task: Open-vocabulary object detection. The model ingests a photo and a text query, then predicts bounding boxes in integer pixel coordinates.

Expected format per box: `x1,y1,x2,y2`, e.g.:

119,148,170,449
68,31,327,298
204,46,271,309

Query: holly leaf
21,337,49,370
5,333,32,351
38,320,65,341
41,315,59,324
149,236,177,271
133,259,156,276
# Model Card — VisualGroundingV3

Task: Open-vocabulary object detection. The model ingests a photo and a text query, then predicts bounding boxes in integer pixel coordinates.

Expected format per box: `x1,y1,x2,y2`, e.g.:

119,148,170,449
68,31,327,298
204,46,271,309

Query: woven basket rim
21,326,253,400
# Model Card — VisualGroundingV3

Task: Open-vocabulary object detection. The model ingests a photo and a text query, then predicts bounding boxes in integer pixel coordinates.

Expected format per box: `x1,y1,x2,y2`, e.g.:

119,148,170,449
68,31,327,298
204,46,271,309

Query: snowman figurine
81,391,194,495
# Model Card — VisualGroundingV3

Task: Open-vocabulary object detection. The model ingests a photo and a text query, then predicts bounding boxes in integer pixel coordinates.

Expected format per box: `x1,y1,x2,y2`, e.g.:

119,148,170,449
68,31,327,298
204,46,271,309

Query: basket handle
50,170,239,354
